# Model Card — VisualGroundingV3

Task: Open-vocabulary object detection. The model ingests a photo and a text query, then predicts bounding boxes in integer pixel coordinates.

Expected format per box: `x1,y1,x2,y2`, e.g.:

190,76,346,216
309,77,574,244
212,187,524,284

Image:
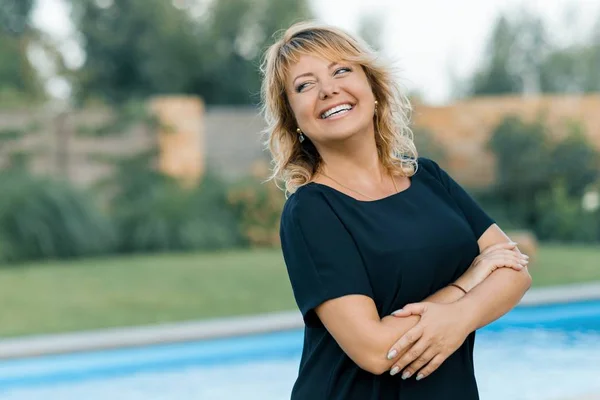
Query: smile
320,104,354,119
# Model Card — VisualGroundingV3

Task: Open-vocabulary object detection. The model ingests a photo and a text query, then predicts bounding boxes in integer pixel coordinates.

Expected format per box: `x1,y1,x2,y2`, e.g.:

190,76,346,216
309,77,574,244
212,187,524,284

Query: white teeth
321,104,353,119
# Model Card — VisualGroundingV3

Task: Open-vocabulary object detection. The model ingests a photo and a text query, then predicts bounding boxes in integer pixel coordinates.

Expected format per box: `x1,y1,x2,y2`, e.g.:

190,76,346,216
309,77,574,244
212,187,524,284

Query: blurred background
0,0,599,399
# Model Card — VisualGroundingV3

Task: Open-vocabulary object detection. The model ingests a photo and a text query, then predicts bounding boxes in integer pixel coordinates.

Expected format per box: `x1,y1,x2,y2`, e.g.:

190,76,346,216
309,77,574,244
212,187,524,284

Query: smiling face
285,54,376,144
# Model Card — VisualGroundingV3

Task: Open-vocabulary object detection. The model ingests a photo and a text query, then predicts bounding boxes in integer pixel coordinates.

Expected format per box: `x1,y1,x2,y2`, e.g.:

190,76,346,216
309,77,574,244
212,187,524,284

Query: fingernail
509,241,518,246
391,309,403,316
401,371,411,380
387,349,398,360
416,374,424,381
390,366,400,376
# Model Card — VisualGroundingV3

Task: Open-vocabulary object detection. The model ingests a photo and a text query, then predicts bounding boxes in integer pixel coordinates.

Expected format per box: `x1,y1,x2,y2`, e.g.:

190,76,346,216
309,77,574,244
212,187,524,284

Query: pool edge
1,281,599,360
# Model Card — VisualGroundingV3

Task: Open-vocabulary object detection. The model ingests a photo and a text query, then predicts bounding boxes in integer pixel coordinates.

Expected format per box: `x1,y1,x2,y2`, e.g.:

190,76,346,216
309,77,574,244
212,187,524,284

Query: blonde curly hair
260,21,418,195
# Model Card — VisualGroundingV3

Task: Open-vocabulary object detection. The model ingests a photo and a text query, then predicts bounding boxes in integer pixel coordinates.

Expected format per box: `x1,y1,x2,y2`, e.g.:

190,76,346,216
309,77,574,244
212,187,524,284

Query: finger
386,324,424,360
484,252,529,268
391,303,427,317
414,353,448,381
389,338,430,376
481,249,527,260
480,241,517,255
389,309,412,317
498,248,529,261
400,347,437,380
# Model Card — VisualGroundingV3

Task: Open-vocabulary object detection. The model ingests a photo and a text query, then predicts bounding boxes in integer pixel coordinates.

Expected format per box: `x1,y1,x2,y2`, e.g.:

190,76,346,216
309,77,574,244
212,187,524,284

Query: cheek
291,98,315,125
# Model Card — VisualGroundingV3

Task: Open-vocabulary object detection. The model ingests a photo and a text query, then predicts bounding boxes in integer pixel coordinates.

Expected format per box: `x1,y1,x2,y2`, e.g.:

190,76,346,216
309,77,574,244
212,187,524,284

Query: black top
279,157,495,400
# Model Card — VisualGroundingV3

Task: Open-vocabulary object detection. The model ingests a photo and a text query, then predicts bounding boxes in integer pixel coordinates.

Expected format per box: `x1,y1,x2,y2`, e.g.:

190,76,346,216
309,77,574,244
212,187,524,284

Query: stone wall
1,94,599,189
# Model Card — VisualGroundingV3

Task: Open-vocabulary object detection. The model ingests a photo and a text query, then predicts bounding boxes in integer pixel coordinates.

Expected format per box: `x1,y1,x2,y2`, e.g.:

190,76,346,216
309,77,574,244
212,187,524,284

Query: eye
295,82,312,93
334,67,352,75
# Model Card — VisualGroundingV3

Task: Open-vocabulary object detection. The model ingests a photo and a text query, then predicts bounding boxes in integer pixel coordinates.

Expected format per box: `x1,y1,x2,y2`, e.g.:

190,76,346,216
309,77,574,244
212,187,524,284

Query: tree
470,12,550,96
486,115,600,240
357,12,384,51
0,0,46,104
548,121,600,197
67,0,312,105
469,8,600,97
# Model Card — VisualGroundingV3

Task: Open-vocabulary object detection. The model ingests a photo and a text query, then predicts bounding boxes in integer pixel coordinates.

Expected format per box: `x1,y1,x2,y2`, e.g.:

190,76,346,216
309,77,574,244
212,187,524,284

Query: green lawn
529,244,600,286
0,245,598,338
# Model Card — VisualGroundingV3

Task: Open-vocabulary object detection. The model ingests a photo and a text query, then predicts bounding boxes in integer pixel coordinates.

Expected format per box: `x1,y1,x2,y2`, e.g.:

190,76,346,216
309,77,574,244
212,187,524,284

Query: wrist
454,275,476,293
453,295,479,334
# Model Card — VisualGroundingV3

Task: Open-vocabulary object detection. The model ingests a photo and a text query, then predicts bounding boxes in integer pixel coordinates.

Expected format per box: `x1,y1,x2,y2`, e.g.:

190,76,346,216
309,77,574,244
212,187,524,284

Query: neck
316,132,388,185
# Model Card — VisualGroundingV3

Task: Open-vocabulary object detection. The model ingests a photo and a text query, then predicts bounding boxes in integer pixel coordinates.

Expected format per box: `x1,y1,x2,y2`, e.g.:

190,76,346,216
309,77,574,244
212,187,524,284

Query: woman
261,21,532,399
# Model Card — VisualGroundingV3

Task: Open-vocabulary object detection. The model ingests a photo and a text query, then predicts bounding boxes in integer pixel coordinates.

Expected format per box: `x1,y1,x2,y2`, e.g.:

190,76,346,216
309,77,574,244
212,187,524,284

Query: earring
374,100,378,115
297,128,305,143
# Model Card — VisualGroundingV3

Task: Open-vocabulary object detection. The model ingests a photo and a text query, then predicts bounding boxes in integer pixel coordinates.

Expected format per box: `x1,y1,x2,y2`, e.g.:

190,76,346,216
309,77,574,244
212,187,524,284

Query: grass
0,244,598,338
0,249,296,337
529,244,600,286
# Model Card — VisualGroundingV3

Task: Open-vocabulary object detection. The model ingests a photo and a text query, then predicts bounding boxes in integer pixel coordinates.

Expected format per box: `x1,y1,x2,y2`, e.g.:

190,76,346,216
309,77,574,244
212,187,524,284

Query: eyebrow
292,61,338,86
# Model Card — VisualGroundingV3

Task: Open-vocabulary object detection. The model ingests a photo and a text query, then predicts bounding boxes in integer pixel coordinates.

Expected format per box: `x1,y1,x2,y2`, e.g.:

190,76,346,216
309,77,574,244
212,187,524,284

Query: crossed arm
314,224,532,376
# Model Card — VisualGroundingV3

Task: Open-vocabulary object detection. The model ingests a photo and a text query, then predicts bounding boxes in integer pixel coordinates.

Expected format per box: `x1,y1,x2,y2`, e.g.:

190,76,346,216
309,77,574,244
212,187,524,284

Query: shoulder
415,157,444,179
282,183,331,223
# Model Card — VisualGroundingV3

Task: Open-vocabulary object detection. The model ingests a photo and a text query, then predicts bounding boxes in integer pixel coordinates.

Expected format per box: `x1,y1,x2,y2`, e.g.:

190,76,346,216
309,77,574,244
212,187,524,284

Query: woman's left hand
385,302,471,380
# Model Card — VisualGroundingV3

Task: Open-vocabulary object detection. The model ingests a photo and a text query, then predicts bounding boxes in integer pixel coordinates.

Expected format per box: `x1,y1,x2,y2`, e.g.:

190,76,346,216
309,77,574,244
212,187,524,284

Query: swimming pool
1,301,600,400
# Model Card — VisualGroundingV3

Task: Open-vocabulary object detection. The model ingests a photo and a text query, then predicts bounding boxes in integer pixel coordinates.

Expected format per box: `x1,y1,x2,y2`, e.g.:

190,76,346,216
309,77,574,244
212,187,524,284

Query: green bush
109,164,244,253
0,171,116,263
534,182,599,243
486,115,600,241
227,173,286,247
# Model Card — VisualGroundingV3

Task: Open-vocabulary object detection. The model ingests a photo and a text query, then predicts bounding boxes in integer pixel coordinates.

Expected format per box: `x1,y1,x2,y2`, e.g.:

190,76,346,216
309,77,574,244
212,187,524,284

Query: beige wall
413,94,600,186
1,94,599,189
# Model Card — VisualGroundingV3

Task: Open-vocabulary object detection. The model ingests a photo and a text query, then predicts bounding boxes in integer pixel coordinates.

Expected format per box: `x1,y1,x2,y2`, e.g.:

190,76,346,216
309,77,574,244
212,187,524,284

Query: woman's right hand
454,242,529,292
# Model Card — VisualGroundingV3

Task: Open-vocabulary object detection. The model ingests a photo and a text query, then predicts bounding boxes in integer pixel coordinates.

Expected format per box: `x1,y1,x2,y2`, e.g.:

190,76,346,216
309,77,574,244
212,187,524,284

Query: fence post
148,96,205,186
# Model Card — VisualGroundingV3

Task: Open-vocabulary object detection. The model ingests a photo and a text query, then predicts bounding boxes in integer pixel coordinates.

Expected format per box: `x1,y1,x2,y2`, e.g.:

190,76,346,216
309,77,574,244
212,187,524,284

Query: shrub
534,182,599,243
227,173,286,247
0,171,116,264
109,165,244,253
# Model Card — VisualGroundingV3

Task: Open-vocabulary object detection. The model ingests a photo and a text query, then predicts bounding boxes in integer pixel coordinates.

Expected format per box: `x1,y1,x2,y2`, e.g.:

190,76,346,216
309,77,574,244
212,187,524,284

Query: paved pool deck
1,281,599,360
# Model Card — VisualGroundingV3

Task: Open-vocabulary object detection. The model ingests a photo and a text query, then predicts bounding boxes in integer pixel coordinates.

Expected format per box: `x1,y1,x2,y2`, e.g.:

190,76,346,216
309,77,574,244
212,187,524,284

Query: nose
318,80,339,100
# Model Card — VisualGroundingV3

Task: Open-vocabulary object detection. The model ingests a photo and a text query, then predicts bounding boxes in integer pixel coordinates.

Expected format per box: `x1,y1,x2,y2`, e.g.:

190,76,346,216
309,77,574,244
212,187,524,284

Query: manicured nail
391,309,403,316
509,241,518,246
401,371,411,379
416,374,424,381
387,349,398,360
390,366,400,376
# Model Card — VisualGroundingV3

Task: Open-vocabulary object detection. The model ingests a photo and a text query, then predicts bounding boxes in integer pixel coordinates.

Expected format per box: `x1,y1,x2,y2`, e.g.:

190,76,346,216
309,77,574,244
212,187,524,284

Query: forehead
287,55,335,75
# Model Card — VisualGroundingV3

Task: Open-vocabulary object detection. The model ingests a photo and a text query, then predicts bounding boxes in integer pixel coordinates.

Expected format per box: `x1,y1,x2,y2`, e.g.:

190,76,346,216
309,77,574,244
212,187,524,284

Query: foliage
548,121,600,197
485,114,600,242
0,0,36,36
468,9,600,96
227,169,286,247
106,153,244,253
0,170,116,263
0,0,46,103
534,182,599,243
67,0,312,105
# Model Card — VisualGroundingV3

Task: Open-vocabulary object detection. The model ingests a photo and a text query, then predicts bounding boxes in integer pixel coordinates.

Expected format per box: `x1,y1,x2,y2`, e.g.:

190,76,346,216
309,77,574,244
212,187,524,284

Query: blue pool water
1,301,600,400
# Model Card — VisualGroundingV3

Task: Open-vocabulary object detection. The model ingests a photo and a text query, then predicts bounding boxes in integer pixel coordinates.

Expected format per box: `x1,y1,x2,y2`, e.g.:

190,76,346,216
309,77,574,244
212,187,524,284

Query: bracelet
449,283,468,294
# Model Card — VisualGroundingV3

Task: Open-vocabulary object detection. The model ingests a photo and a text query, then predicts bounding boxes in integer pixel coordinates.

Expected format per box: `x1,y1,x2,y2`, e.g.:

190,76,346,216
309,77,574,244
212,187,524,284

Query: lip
318,102,355,119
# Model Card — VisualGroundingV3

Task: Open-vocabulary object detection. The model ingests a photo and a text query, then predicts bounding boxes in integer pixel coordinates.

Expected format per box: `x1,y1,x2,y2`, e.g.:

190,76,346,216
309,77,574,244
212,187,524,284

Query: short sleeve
418,157,495,239
279,188,374,327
